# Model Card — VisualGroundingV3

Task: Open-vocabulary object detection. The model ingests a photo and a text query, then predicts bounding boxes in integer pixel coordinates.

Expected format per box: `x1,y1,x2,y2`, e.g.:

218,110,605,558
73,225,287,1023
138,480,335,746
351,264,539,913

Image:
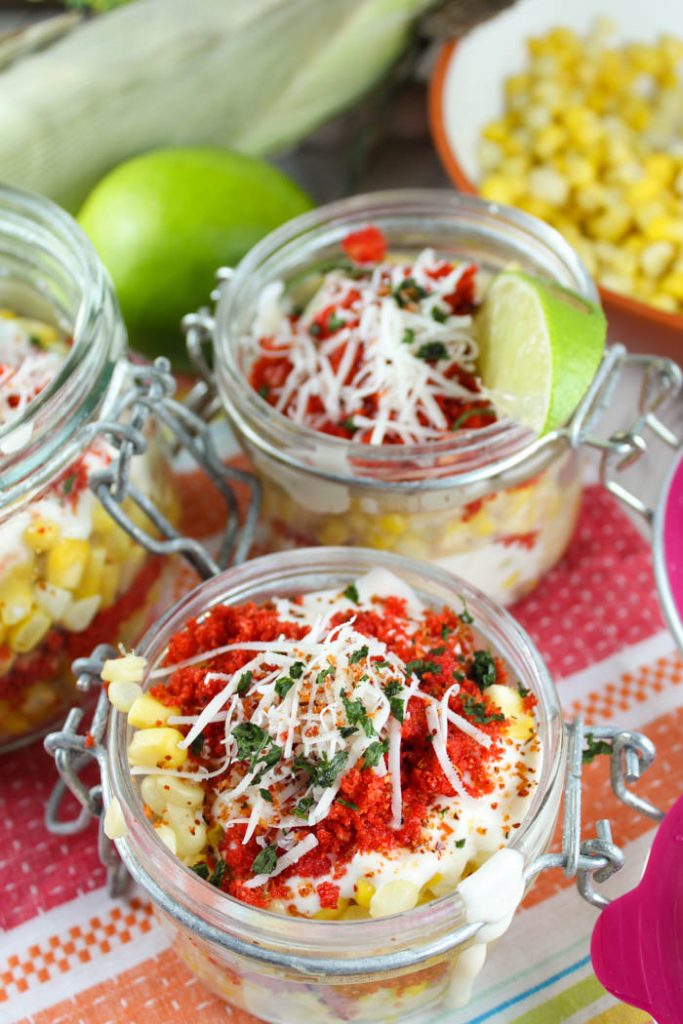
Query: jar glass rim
214,189,598,487
0,184,125,508
107,546,564,966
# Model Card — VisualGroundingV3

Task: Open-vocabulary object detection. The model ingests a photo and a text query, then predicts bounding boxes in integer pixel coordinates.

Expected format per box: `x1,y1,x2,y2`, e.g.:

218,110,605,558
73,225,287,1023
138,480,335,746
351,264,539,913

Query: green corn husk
0,0,434,211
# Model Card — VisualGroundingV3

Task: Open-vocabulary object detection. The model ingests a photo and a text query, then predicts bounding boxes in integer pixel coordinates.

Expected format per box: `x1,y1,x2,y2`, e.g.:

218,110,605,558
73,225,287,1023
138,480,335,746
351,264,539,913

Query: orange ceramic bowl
428,0,683,363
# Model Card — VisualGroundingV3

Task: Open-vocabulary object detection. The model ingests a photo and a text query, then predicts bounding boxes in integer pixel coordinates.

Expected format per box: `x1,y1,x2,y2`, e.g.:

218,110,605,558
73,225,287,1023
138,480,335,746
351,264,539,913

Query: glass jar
0,186,178,752
212,190,595,608
105,547,564,1024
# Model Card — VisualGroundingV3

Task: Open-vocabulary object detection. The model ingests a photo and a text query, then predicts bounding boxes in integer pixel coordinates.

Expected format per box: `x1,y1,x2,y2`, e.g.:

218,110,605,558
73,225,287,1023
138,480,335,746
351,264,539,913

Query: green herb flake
289,661,305,679
393,277,427,307
62,474,77,495
232,722,269,761
191,861,210,879
294,751,349,788
349,645,369,665
362,739,389,769
336,797,360,811
431,307,448,323
344,583,360,604
190,733,204,756
258,385,270,399
275,676,295,700
402,327,415,345
309,323,322,337
210,859,227,889
237,670,253,696
327,313,346,332
470,650,497,690
455,838,466,849
316,665,335,685
518,683,530,699
251,845,278,876
582,733,612,764
293,796,314,819
441,624,454,640
259,788,273,803
342,418,357,433
416,341,449,362
405,658,440,678
341,690,375,738
461,694,506,726
429,645,446,656
453,670,465,682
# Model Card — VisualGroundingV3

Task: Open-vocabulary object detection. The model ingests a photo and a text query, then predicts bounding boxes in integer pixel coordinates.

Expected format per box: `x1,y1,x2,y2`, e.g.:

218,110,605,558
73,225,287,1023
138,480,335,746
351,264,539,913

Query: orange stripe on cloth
524,704,683,909
1,900,155,1005
568,651,683,725
19,947,259,1024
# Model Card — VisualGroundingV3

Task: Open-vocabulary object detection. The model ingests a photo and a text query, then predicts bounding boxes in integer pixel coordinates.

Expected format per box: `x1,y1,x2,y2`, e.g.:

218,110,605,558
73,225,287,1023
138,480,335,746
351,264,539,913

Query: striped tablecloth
2,483,679,1024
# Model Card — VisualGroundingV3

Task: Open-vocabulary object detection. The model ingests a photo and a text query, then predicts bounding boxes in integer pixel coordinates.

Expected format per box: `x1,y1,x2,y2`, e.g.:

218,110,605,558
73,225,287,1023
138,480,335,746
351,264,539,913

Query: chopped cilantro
453,670,465,682
344,583,360,604
191,862,210,879
336,797,360,811
518,683,530,699
393,277,427,307
349,645,369,665
210,859,226,888
62,474,76,495
289,661,304,679
275,676,295,700
470,650,497,690
341,691,375,737
416,341,449,362
405,658,440,678
293,796,314,818
459,601,474,624
429,645,446,656
232,722,269,761
190,733,204,756
431,307,448,323
441,624,454,640
309,323,322,337
450,406,495,431
317,665,335,685
340,726,357,738
327,313,346,332
362,739,389,769
455,838,466,849
402,327,415,345
582,733,612,764
294,751,349,788
237,670,253,696
389,696,405,723
383,680,403,697
252,845,278,875
259,788,273,803
258,385,270,399
342,418,357,433
461,694,505,725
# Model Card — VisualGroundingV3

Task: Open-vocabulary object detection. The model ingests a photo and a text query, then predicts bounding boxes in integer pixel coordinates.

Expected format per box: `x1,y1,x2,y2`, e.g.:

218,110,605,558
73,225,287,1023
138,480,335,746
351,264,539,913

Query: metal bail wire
525,717,664,908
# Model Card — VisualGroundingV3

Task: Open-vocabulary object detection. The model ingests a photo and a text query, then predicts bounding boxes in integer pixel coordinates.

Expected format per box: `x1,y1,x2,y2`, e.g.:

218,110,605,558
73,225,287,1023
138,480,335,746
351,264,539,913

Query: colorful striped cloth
2,484,678,1024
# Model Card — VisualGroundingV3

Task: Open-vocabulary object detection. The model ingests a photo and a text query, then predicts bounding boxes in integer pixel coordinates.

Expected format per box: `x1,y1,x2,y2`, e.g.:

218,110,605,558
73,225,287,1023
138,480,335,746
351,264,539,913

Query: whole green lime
78,148,313,368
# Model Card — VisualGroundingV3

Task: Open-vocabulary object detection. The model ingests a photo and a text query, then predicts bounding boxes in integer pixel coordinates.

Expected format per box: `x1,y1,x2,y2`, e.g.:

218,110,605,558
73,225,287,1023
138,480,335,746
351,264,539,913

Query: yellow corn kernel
140,774,169,814
207,824,224,848
8,608,52,654
128,692,180,729
625,177,664,206
159,776,205,809
640,241,675,279
563,107,601,147
532,123,565,160
354,878,376,910
155,823,178,854
127,726,188,769
61,595,100,632
34,582,69,621
0,574,34,626
108,680,143,713
563,154,596,188
504,72,531,97
528,166,569,206
644,217,683,244
314,899,349,921
102,653,147,686
103,796,129,840
46,538,89,590
104,522,134,561
587,207,631,243
21,682,57,719
482,119,510,143
650,293,679,312
99,563,120,610
660,272,683,301
77,545,107,599
166,804,207,858
486,684,535,741
480,174,523,205
340,905,370,921
24,518,60,553
369,880,420,919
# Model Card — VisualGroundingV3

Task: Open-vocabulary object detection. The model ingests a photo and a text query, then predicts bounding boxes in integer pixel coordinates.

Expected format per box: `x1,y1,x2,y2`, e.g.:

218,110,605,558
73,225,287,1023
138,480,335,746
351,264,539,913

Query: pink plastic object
591,793,683,1023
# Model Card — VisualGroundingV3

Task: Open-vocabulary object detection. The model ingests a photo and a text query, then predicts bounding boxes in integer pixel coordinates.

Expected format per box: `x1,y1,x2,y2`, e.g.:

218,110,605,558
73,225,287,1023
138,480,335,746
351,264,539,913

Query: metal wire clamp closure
84,355,260,578
566,344,682,520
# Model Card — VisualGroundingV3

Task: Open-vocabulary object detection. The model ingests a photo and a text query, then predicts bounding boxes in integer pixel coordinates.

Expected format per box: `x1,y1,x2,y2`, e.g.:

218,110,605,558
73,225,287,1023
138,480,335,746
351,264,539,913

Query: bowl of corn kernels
429,0,683,360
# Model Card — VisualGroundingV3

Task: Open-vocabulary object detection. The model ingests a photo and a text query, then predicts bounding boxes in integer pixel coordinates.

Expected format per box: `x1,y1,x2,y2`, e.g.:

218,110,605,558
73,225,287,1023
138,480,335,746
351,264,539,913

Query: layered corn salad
106,568,539,1019
237,227,582,605
0,313,176,746
479,21,683,314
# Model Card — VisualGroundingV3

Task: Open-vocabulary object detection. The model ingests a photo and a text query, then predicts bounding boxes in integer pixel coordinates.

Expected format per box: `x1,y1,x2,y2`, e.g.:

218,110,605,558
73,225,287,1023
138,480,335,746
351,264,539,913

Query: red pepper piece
341,226,387,264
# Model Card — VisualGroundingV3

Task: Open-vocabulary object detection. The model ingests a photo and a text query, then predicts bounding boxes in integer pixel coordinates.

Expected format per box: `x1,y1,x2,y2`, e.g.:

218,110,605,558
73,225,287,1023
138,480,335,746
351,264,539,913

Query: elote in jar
214,192,595,606
0,186,177,751
103,549,563,1023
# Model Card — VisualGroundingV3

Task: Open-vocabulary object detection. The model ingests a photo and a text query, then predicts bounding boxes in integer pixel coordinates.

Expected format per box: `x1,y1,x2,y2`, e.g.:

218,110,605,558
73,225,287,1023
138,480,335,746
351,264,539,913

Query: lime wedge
476,271,607,435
